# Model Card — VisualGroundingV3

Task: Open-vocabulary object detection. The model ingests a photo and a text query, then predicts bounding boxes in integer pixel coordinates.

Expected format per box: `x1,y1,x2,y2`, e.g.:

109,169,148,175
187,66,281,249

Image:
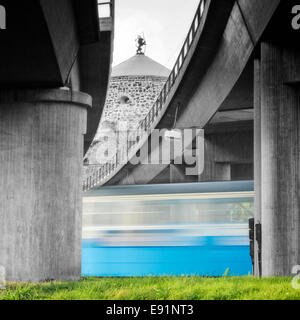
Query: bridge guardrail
83,0,206,191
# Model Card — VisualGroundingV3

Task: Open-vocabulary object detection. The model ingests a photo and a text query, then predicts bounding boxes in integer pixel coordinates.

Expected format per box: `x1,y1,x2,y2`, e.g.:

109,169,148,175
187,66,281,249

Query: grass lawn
0,276,299,300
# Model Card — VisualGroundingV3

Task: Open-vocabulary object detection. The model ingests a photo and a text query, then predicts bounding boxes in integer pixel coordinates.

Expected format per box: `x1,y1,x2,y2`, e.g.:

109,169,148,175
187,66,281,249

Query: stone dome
112,54,170,78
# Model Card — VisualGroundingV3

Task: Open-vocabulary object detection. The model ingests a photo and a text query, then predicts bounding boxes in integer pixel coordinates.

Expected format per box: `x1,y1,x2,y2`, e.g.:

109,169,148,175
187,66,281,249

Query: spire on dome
135,35,146,55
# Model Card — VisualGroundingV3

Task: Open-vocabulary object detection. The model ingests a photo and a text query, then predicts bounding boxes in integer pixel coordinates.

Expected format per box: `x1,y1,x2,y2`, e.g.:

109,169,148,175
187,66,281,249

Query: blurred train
82,181,254,277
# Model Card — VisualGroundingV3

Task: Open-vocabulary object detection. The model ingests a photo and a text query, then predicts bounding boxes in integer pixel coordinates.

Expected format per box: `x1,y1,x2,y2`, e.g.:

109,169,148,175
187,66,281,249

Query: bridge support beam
0,89,91,282
199,130,254,182
259,43,300,276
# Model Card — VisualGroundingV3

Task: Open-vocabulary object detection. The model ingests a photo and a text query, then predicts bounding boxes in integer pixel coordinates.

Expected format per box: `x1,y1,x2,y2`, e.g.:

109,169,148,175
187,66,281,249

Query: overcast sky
113,0,200,68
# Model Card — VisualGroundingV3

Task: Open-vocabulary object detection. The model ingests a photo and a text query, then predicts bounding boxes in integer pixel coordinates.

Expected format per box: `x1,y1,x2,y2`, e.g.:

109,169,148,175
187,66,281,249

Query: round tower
85,44,170,168
103,53,170,130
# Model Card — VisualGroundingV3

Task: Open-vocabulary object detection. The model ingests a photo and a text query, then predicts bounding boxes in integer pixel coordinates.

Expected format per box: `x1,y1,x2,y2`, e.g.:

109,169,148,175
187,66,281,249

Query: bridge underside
111,119,254,186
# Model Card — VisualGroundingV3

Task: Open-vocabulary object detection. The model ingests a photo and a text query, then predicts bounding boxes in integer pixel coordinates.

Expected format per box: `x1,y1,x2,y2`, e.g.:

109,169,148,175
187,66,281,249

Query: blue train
82,181,254,277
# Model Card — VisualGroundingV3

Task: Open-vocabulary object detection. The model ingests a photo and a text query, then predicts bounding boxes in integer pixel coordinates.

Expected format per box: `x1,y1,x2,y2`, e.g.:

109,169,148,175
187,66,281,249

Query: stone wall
83,75,167,179
102,75,167,131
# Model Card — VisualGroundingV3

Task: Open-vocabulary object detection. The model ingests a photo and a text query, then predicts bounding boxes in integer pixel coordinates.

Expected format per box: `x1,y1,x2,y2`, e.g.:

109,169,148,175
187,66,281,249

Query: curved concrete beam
80,16,115,154
101,0,280,187
175,0,280,129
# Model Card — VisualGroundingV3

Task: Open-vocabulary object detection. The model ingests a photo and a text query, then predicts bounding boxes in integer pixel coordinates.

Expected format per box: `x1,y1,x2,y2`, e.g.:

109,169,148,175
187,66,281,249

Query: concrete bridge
84,0,300,277
0,0,114,282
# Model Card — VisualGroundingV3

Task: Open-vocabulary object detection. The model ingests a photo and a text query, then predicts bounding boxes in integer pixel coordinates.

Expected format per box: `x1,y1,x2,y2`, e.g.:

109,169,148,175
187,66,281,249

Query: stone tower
84,50,170,170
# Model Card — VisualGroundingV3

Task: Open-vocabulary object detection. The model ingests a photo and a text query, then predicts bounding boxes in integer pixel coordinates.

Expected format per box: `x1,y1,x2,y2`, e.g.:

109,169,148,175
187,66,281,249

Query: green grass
0,276,299,300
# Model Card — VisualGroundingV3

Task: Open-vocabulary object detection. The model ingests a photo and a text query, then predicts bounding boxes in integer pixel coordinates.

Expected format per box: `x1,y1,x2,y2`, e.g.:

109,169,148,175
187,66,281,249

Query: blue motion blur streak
82,181,254,277
82,240,251,277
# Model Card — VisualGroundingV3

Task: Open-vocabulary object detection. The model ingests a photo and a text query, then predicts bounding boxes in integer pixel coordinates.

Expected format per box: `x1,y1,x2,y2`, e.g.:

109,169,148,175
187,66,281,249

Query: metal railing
83,0,207,191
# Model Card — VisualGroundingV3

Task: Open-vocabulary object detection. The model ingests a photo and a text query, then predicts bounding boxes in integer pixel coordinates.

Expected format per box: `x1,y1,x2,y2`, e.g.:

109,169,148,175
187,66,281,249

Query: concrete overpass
0,0,114,281
84,0,300,277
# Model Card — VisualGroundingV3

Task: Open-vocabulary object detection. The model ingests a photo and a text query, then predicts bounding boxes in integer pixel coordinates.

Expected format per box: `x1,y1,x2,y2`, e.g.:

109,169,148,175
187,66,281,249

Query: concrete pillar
260,43,300,276
0,89,91,282
254,58,262,276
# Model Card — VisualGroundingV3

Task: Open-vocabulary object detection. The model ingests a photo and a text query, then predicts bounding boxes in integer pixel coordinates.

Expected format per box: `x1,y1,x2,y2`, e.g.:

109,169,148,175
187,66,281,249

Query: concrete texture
260,43,300,276
175,0,279,129
0,89,91,282
199,128,253,182
80,29,114,154
0,0,100,88
254,59,262,276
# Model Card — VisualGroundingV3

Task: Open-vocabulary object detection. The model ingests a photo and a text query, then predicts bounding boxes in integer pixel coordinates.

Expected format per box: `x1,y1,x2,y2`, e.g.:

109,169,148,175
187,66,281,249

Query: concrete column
254,58,262,276
0,89,91,282
260,43,300,276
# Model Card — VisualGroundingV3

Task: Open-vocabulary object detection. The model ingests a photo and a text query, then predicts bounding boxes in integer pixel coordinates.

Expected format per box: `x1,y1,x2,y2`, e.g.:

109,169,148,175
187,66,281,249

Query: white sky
113,0,200,69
